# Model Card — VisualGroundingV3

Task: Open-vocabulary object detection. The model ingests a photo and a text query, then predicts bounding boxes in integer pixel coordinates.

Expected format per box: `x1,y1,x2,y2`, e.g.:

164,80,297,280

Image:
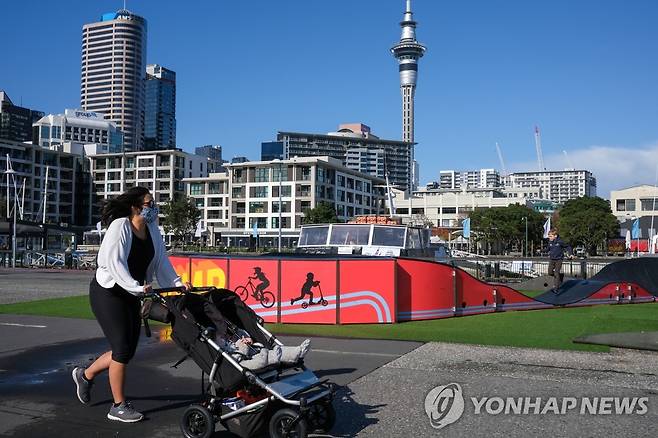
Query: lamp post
4,168,17,268
522,216,528,258
272,159,283,252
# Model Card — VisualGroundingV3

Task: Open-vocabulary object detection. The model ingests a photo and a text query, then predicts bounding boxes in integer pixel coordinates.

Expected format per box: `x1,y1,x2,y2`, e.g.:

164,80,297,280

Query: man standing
547,229,571,293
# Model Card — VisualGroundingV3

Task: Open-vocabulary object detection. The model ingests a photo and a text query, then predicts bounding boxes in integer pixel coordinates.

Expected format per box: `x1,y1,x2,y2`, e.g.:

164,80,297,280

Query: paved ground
0,314,421,437
0,268,94,304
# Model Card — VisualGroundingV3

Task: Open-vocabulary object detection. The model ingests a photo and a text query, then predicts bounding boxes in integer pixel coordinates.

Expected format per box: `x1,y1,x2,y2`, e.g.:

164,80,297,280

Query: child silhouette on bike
291,272,320,306
249,267,270,299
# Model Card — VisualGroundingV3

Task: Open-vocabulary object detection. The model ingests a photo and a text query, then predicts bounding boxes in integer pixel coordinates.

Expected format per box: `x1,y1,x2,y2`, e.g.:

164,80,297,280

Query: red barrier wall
168,255,655,325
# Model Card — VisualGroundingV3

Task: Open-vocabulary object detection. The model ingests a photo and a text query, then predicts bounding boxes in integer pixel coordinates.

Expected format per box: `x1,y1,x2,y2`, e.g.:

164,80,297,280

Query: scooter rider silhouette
290,272,320,306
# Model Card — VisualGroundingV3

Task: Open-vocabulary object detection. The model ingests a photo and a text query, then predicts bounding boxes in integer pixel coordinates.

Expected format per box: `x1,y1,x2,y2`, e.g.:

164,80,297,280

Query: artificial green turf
1,295,656,352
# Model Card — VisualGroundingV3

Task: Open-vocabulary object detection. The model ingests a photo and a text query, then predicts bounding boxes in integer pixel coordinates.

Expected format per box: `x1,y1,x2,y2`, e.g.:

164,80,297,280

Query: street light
272,159,283,252
4,168,17,268
522,216,528,258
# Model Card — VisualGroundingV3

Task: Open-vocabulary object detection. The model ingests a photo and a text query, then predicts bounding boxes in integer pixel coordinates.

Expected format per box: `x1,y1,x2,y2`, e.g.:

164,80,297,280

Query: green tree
556,196,618,255
160,195,201,248
302,202,338,224
469,204,545,255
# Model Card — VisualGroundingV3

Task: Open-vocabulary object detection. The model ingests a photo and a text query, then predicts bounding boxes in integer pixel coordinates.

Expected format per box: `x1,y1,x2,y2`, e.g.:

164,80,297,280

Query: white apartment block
437,169,501,190
392,187,552,228
187,156,385,247
610,185,658,220
33,109,123,155
184,172,230,246
88,148,213,224
504,170,596,204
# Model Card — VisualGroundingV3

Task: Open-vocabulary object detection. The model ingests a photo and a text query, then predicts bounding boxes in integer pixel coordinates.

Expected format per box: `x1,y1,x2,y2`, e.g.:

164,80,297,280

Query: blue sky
2,0,658,197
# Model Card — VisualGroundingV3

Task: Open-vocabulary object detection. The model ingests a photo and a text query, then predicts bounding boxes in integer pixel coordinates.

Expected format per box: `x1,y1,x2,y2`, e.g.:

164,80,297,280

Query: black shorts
89,277,142,364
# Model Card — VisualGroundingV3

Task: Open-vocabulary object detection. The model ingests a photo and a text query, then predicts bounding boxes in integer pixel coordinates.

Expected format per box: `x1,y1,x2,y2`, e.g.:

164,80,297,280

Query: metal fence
451,258,613,283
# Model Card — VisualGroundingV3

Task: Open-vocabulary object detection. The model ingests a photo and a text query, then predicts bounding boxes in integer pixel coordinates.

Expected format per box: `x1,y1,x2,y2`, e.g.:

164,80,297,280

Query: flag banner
194,220,202,238
625,230,631,249
543,217,551,239
631,219,640,239
463,217,471,239
96,221,102,234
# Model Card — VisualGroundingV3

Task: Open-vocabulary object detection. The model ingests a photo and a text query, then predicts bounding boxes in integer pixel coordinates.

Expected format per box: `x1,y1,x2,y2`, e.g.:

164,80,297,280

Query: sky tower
391,0,426,144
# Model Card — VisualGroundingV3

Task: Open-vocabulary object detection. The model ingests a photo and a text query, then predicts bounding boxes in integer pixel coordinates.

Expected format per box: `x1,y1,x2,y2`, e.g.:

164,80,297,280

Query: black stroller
143,286,335,438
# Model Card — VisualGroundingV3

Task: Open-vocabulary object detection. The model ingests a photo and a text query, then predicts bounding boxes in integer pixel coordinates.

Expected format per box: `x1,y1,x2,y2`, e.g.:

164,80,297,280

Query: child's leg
280,339,311,363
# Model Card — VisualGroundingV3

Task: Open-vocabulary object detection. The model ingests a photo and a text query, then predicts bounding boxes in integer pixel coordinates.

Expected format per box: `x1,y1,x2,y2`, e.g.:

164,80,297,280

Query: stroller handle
146,285,217,297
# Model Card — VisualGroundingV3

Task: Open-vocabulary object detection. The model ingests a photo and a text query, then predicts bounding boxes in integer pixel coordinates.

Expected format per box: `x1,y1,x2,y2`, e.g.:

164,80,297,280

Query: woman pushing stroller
71,187,192,423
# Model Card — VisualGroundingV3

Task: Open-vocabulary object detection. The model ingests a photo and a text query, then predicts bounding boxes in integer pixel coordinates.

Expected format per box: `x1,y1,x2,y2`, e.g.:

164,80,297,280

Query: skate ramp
532,279,610,305
591,258,658,295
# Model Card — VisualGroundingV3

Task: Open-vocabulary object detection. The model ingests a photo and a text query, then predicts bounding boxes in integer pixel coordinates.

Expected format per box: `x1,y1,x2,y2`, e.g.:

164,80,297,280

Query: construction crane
534,125,545,171
562,150,574,170
495,142,507,176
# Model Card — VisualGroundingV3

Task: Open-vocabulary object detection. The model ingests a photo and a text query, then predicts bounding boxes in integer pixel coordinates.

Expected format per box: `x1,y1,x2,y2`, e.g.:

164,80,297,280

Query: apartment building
186,156,385,247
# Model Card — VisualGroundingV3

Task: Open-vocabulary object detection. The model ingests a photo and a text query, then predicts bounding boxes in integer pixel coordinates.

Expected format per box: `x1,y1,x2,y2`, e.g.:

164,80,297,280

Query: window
641,198,657,211
190,183,204,195
195,198,205,208
272,201,291,213
273,185,291,197
209,182,223,194
249,202,267,213
329,225,370,246
249,217,268,228
254,168,269,182
273,166,288,182
272,217,291,229
209,198,223,207
442,207,457,214
232,187,245,198
406,228,422,249
337,175,345,187
251,186,268,198
40,126,50,139
301,166,311,181
298,226,329,246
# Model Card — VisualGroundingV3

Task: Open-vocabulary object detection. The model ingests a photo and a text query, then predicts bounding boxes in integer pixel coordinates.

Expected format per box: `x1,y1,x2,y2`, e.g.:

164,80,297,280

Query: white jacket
95,217,183,295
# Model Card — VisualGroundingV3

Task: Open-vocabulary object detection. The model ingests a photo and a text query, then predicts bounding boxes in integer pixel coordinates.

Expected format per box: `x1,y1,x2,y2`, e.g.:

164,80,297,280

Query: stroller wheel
308,400,336,433
180,404,214,438
269,408,308,438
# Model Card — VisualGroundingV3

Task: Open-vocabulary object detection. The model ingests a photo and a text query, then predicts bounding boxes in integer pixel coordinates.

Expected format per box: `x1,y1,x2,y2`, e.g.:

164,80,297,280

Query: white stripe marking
311,348,400,358
0,322,47,328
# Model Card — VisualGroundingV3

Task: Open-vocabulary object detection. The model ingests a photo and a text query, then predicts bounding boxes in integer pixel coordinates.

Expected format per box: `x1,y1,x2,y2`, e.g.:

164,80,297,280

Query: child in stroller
143,286,335,438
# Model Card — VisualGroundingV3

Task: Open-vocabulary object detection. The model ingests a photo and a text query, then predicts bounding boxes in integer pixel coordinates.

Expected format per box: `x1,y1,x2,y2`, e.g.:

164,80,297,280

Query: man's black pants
548,259,563,289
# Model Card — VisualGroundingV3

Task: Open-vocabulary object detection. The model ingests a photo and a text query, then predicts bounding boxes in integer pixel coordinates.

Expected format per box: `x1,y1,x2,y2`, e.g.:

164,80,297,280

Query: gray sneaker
107,401,144,423
72,367,93,404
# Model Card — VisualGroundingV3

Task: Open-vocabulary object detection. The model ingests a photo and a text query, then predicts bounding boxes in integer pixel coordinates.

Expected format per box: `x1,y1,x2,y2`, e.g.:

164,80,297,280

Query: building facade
144,64,176,150
195,145,225,173
261,141,284,161
0,91,44,143
278,123,414,192
183,172,230,246
186,157,385,247
610,185,658,221
33,109,123,154
1,138,93,226
87,149,210,224
437,169,501,190
392,186,550,228
504,170,597,204
80,9,147,151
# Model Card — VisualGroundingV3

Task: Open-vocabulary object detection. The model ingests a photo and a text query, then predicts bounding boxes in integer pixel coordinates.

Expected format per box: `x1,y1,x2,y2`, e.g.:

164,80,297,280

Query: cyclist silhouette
291,272,320,306
249,267,270,298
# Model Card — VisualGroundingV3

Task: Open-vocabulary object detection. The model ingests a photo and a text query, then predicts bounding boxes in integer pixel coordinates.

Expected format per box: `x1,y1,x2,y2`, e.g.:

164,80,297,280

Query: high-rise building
144,64,176,149
0,91,44,143
504,170,597,204
261,141,284,161
194,145,224,173
80,9,147,151
277,123,414,192
391,0,426,144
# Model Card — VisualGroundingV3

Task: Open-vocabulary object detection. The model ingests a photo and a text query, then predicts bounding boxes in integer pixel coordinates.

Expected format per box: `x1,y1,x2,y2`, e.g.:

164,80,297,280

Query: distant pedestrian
547,229,571,293
71,187,191,423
